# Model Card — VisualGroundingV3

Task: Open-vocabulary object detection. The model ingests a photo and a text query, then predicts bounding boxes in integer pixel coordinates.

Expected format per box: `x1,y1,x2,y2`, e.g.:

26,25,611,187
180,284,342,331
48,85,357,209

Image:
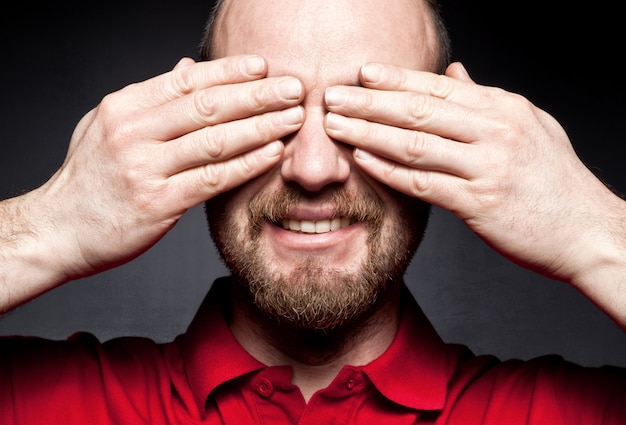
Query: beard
206,183,429,332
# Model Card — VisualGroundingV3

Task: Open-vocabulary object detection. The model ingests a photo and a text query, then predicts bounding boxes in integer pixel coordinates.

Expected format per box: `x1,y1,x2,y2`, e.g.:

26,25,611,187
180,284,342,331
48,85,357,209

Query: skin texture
209,1,433,318
0,55,305,308
1,0,626,403
204,0,437,400
329,62,626,322
205,0,626,400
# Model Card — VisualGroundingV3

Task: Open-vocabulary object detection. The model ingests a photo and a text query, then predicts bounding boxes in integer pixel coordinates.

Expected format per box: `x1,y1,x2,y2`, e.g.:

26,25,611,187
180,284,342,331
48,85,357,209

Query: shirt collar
181,277,266,414
360,285,449,411
182,279,450,414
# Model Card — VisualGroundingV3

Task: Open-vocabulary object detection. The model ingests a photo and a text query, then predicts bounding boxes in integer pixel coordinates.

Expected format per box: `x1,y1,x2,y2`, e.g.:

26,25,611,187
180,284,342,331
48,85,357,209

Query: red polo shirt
1,278,625,424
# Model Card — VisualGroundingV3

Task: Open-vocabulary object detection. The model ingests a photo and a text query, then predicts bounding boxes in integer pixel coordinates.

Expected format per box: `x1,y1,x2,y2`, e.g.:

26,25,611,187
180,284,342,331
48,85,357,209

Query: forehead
214,0,437,83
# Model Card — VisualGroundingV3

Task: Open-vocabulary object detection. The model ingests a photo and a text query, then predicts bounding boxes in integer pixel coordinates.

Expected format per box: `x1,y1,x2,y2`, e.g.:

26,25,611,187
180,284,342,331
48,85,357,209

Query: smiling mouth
279,217,354,234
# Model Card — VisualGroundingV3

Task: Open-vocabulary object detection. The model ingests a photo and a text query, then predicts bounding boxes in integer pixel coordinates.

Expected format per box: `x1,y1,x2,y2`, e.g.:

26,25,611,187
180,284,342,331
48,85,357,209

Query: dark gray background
1,1,624,368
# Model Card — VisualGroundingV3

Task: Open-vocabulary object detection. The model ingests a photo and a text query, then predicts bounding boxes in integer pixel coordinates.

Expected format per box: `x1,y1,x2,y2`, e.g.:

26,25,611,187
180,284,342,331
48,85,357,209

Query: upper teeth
282,217,351,234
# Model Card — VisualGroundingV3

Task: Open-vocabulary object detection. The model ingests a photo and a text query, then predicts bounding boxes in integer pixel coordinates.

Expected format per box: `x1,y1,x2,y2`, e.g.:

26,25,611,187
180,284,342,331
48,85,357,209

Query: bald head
200,0,450,74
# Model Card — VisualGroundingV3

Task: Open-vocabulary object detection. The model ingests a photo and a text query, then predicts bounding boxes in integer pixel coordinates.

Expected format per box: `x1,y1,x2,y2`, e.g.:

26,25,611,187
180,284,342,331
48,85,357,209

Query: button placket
256,377,274,398
342,370,363,393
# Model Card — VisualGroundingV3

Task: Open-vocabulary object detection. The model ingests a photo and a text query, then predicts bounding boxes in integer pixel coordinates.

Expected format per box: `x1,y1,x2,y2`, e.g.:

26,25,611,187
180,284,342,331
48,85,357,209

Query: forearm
575,262,626,330
0,189,69,313
569,189,626,329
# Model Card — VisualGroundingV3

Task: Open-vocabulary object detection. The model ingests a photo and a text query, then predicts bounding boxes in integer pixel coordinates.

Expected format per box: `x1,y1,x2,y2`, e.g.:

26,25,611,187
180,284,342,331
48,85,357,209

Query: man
1,0,625,423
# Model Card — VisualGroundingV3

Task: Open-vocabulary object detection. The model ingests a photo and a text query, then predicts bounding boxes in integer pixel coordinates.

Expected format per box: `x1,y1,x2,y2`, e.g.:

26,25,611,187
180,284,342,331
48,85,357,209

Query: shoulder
443,344,626,424
1,332,186,423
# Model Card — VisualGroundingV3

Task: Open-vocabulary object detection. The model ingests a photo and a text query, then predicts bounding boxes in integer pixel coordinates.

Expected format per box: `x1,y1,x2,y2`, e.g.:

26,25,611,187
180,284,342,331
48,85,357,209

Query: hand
29,55,304,283
323,62,625,289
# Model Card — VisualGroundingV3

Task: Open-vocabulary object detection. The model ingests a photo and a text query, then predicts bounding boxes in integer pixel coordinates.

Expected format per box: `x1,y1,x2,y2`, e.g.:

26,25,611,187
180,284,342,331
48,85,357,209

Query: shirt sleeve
0,332,187,425
444,352,626,425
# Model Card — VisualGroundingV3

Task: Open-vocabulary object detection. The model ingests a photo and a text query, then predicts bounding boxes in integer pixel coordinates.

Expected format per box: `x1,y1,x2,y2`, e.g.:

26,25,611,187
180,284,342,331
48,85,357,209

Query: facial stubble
207,185,428,331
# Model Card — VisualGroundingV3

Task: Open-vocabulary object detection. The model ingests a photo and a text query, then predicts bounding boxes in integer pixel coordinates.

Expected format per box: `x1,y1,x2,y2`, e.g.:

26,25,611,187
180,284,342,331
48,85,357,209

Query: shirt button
256,378,274,397
346,379,356,390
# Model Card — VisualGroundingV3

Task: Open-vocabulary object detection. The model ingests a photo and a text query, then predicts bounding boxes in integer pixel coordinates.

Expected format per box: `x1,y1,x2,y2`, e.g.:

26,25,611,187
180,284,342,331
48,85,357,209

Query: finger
445,62,475,83
144,76,304,141
173,57,196,70
358,62,479,104
352,148,469,213
160,106,304,175
325,85,488,143
168,140,284,208
117,55,269,109
324,112,477,179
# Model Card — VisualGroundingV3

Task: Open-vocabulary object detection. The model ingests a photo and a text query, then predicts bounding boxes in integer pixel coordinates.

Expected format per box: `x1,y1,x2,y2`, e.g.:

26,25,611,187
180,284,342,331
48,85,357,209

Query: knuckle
132,185,161,214
472,182,505,212
397,66,410,88
97,93,120,119
357,91,377,117
249,83,272,111
405,131,426,165
107,120,137,145
468,164,512,211
490,118,520,145
409,169,430,196
429,74,453,98
115,165,153,207
199,164,224,191
201,127,226,159
96,97,137,144
510,92,536,117
171,66,194,96
194,90,219,123
487,92,535,146
237,153,257,177
406,94,435,126
228,55,249,79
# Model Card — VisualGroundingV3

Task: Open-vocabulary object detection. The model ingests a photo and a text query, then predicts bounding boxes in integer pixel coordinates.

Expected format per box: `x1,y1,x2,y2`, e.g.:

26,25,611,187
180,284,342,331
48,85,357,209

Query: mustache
248,184,385,235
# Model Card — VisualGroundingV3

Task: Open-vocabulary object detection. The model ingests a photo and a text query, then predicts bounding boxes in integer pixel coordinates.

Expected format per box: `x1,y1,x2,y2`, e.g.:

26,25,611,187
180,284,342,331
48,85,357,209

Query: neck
229,282,402,402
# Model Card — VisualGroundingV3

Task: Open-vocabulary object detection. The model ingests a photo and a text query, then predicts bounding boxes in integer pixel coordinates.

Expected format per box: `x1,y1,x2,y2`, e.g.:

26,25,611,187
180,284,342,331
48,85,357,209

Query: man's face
207,0,435,330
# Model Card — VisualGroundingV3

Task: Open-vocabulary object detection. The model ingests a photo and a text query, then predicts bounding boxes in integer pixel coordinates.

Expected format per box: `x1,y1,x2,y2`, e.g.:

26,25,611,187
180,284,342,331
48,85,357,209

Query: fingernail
261,141,283,158
325,87,348,107
278,77,303,100
354,148,375,161
242,55,265,76
325,112,348,131
280,106,304,125
361,63,384,84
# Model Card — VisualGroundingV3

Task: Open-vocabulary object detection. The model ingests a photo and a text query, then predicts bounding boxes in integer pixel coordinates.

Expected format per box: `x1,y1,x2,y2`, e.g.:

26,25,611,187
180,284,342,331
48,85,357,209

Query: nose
280,107,351,192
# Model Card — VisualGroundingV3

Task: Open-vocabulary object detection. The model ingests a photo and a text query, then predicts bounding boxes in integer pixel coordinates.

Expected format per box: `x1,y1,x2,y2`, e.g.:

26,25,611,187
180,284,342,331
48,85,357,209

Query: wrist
568,189,626,328
0,188,74,312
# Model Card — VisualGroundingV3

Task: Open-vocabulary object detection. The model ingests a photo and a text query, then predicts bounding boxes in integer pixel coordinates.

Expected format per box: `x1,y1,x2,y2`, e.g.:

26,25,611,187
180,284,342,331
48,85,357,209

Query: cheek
206,189,249,244
378,192,430,246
